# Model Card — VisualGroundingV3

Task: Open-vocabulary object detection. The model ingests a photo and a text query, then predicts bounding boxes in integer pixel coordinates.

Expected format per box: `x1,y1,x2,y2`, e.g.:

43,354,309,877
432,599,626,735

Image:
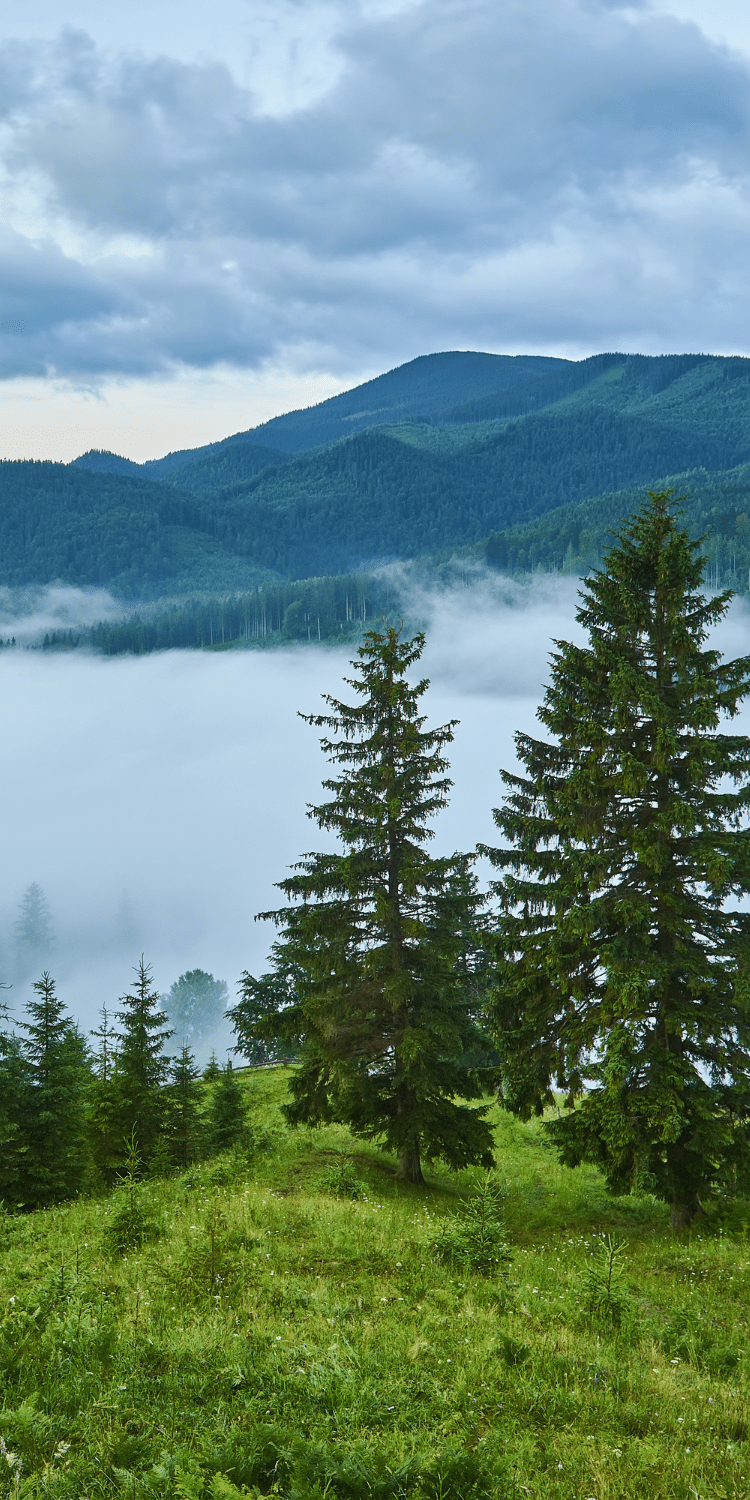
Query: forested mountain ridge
4,349,750,598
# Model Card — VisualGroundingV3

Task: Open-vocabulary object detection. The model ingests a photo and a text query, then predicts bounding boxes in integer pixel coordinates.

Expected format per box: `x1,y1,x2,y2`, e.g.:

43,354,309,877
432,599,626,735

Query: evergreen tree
18,973,90,1206
0,1029,30,1207
202,1050,221,1081
254,624,495,1184
168,1043,203,1168
206,1063,247,1153
112,958,172,1166
165,970,229,1047
14,882,54,978
89,1006,118,1184
230,961,304,1066
486,493,750,1228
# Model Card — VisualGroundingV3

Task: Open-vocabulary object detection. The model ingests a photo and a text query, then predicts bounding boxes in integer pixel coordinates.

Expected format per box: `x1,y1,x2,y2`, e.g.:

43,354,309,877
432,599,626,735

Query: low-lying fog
1,575,748,1061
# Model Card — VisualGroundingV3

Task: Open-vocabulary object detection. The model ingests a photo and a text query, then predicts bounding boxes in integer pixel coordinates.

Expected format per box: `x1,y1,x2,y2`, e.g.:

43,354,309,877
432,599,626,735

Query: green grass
1,1069,749,1497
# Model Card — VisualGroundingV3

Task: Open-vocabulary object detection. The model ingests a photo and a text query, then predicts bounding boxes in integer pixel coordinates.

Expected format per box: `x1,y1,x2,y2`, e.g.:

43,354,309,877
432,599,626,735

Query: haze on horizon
2,0,750,461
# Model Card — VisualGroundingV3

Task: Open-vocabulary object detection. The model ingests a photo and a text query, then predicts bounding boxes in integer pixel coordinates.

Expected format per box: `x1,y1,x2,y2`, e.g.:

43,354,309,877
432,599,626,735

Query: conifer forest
1,493,750,1497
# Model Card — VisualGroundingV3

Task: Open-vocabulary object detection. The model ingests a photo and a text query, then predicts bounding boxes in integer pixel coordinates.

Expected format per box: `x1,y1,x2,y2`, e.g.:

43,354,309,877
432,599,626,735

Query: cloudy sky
2,0,750,460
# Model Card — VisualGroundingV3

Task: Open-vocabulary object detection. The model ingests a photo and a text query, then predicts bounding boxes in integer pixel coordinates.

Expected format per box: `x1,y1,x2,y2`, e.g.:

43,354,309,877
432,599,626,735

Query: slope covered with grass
2,1067,748,1498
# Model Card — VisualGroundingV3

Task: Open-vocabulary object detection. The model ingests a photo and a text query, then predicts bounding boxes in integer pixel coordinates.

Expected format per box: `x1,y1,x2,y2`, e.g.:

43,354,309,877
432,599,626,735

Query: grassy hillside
2,1066,748,1499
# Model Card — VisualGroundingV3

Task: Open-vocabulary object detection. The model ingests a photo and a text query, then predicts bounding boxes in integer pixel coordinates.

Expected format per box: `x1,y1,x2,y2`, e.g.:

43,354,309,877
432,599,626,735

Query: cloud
1,1,750,382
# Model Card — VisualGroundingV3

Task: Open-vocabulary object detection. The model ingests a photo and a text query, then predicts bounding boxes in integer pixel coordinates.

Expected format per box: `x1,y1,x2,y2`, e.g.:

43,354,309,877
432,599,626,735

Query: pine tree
89,1006,118,1184
112,958,172,1166
0,1029,30,1206
206,1063,247,1154
230,961,304,1066
168,1043,203,1168
255,624,495,1184
18,973,90,1205
486,493,750,1228
202,1050,221,1081
14,883,54,978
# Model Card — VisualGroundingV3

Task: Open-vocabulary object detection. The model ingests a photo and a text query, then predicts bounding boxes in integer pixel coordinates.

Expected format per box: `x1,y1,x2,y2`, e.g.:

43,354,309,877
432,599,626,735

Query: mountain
4,349,750,599
72,351,582,481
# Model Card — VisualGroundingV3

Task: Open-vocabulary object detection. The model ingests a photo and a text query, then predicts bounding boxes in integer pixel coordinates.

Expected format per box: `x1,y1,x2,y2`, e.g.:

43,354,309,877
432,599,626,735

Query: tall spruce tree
113,958,172,1166
0,1023,30,1207
89,1006,118,1184
255,625,495,1183
19,973,90,1205
486,493,750,1227
168,1043,203,1168
206,1062,247,1154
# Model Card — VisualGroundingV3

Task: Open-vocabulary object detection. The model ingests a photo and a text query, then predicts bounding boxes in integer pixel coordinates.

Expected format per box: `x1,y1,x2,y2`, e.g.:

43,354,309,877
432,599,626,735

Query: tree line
5,491,750,1230
39,573,403,656
234,491,750,1228
0,961,270,1206
6,353,750,595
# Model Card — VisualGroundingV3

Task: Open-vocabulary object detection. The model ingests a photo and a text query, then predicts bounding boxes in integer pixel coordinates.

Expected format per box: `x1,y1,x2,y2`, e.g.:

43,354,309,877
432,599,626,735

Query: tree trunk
669,1194,704,1231
396,1143,425,1185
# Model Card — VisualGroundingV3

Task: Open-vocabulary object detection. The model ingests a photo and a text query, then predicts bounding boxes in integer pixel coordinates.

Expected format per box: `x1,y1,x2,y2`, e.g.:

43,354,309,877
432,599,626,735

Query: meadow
0,1067,748,1499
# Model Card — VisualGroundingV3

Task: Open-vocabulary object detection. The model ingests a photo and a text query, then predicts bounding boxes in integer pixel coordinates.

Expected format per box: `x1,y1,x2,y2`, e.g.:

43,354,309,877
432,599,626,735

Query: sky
2,0,750,460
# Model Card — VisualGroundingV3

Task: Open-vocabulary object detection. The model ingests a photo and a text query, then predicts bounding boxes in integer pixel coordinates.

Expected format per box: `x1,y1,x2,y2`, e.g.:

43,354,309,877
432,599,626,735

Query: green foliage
432,1176,512,1275
487,493,750,1226
206,1066,248,1154
18,972,90,1206
254,626,496,1184
112,957,173,1166
581,1234,631,1328
0,1033,30,1207
168,1044,204,1169
105,1130,162,1252
166,970,229,1048
318,1152,364,1200
89,1005,119,1184
230,963,304,1066
0,1068,749,1498
10,352,750,598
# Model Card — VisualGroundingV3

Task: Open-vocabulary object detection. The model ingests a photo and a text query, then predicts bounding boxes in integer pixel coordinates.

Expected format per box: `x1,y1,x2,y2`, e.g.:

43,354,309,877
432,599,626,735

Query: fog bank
1,575,747,1057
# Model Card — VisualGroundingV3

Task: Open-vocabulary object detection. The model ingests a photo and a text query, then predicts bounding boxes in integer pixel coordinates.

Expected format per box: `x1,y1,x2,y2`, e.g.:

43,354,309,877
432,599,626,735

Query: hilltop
3,350,750,613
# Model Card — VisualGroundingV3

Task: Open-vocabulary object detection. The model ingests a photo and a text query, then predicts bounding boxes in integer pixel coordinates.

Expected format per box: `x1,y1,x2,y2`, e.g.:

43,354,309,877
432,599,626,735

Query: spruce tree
0,1030,30,1207
89,1006,118,1184
14,883,54,978
112,958,172,1166
206,1062,247,1154
230,961,304,1066
168,1043,203,1168
255,624,495,1183
19,973,90,1205
486,493,750,1228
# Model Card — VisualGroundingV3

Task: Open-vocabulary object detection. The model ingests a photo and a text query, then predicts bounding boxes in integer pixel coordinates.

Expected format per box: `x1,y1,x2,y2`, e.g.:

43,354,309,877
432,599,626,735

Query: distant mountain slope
485,460,750,590
7,349,750,597
72,350,586,478
0,462,275,596
172,358,750,577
